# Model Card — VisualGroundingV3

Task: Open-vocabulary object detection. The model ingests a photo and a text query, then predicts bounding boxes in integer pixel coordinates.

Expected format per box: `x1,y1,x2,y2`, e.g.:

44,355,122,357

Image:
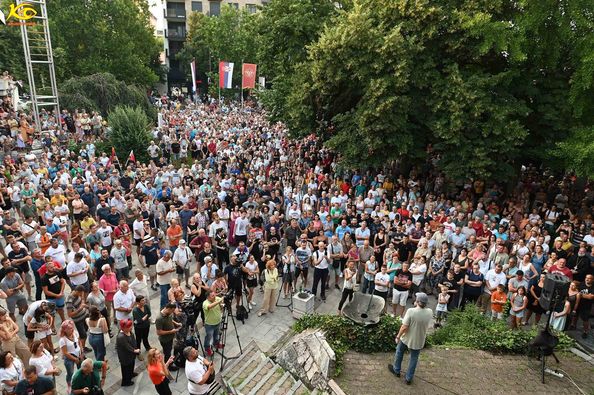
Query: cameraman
183,346,214,395
155,303,182,371
224,256,245,310
202,291,222,357
70,358,107,395
172,304,188,368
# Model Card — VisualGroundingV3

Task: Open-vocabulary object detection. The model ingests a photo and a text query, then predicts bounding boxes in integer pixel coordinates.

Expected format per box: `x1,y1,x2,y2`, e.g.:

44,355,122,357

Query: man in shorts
0,267,28,321
392,262,413,318
41,260,67,326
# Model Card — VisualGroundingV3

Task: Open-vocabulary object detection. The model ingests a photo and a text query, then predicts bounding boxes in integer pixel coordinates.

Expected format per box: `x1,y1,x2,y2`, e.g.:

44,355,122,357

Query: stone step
286,380,304,395
248,363,285,395
223,340,259,378
225,349,266,389
235,358,275,393
265,371,292,395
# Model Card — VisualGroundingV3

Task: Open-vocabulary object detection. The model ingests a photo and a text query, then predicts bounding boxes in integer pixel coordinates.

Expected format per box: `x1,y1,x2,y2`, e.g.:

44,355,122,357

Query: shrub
107,106,152,164
428,305,575,353
293,314,402,375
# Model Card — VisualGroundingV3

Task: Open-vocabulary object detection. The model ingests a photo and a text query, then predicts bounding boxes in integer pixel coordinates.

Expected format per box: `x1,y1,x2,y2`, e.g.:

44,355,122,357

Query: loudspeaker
539,273,570,312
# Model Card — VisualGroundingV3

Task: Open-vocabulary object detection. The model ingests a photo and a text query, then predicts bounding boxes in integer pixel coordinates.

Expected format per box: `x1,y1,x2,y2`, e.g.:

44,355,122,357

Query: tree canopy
0,0,163,87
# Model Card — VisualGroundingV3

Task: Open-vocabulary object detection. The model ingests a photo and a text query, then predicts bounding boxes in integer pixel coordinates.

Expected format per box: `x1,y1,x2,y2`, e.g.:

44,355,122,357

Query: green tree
254,0,349,121
554,127,594,178
284,0,531,180
107,106,152,164
59,73,156,120
46,0,162,86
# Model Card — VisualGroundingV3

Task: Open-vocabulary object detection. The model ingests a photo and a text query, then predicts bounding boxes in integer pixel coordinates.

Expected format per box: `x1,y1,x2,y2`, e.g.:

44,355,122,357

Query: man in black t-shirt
224,256,245,309
140,236,159,290
392,262,413,317
93,249,114,282
40,260,66,323
440,269,461,310
8,243,32,301
15,366,55,395
577,274,593,339
397,236,415,263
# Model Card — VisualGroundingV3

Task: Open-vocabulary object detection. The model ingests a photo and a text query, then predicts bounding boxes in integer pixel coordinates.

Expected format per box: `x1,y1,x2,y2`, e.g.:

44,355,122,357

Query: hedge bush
428,305,575,353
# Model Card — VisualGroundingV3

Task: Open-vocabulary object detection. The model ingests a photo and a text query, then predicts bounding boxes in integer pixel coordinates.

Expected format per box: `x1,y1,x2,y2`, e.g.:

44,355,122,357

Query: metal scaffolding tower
18,0,60,133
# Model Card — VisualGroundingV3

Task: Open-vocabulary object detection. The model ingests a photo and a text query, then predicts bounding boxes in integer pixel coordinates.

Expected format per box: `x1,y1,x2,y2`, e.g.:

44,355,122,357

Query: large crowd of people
0,82,591,394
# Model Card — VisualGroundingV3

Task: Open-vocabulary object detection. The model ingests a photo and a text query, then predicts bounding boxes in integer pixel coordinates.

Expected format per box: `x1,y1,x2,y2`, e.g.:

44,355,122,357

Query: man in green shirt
155,303,181,370
388,292,433,385
202,291,223,357
71,358,107,395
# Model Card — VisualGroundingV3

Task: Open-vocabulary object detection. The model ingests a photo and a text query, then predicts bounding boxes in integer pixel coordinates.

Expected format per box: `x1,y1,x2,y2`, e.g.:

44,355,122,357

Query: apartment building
149,0,268,93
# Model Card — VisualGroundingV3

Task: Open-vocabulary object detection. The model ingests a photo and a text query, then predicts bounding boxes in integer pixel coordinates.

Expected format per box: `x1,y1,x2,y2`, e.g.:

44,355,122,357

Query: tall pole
217,59,221,104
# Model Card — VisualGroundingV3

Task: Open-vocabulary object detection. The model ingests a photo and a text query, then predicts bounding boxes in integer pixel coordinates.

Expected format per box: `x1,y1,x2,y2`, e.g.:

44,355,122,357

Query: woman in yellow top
257,259,279,317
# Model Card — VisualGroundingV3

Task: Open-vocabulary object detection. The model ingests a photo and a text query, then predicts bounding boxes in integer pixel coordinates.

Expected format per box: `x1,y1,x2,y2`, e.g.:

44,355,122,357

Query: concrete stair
221,340,325,395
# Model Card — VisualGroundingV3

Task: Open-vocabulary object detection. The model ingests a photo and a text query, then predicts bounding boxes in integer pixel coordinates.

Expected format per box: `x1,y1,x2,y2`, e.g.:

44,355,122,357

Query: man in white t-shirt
97,220,113,249
173,240,193,288
44,238,66,266
183,346,213,395
584,227,594,247
66,252,90,292
233,210,249,245
113,280,135,321
156,251,176,309
480,264,507,314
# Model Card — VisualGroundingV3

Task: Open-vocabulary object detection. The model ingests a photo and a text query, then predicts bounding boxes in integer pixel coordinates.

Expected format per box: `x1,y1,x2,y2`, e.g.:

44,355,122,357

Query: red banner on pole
242,63,257,89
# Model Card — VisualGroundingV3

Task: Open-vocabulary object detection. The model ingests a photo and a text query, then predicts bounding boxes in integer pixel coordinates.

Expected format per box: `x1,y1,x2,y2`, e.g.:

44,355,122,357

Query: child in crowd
490,283,507,320
434,285,450,328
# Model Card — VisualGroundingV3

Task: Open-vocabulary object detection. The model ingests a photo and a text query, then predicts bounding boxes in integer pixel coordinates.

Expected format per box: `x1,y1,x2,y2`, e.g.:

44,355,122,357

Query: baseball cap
415,292,429,305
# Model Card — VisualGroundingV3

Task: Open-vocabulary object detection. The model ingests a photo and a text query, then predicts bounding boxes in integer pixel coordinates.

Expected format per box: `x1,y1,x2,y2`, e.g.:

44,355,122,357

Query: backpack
236,305,249,323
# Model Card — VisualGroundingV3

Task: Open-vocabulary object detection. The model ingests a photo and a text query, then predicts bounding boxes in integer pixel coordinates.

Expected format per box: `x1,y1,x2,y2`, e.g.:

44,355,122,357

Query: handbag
101,318,111,346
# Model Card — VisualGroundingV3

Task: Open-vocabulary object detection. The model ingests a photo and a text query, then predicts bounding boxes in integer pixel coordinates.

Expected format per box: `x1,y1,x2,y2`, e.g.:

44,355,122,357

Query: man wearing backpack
311,241,330,302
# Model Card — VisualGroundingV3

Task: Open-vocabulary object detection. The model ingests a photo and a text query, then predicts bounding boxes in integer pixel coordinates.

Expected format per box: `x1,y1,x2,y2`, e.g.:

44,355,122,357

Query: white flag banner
190,60,197,93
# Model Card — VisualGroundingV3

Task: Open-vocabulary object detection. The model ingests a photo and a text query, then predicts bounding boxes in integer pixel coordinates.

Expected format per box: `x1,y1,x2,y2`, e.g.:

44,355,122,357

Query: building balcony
165,29,187,40
165,10,186,20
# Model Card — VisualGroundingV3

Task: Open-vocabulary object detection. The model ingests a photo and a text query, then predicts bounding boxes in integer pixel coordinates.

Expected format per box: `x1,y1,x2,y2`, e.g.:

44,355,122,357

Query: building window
209,1,220,16
246,4,257,14
168,21,186,38
191,1,202,12
167,2,186,18
230,3,239,9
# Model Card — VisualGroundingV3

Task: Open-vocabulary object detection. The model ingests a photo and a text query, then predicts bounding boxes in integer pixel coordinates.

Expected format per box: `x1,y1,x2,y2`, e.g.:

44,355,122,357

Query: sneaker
387,364,400,377
216,343,224,350
137,354,144,361
84,347,93,353
582,332,588,339
335,284,340,290
206,348,213,357
339,273,343,278
405,379,412,385
121,381,134,387
250,301,257,307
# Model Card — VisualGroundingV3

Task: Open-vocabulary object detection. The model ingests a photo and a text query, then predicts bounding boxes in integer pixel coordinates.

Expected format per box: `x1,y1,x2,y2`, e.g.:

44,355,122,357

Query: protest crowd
0,76,593,394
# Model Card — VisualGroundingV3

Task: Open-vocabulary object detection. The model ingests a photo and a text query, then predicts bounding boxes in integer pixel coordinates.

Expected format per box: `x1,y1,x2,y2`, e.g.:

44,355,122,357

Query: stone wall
274,329,336,391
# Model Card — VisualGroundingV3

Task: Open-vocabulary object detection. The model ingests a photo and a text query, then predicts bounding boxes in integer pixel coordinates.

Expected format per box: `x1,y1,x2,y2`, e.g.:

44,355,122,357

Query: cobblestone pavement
336,349,594,395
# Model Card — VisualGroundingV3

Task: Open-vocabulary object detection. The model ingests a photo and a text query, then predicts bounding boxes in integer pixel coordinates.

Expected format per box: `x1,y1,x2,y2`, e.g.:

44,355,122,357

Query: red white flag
128,150,136,163
242,63,257,89
107,147,116,167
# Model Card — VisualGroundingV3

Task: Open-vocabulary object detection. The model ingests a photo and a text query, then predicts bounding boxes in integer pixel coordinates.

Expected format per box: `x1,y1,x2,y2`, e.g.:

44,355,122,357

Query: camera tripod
275,272,294,311
216,300,243,371
174,329,205,382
